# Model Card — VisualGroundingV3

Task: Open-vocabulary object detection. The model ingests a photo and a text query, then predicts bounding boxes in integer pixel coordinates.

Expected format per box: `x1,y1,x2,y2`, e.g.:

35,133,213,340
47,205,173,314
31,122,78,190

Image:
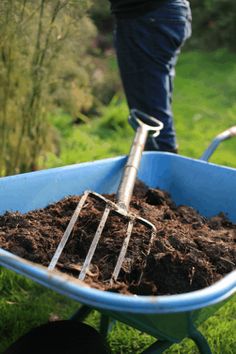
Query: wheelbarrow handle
200,126,236,162
116,109,163,211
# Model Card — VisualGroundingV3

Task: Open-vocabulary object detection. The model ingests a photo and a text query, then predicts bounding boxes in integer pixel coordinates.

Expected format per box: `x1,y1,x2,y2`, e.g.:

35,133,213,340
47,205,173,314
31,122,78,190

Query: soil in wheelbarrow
0,180,235,296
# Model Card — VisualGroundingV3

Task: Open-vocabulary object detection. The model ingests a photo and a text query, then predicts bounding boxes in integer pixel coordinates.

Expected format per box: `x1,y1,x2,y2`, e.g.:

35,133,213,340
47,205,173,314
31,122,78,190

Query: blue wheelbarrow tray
0,152,235,352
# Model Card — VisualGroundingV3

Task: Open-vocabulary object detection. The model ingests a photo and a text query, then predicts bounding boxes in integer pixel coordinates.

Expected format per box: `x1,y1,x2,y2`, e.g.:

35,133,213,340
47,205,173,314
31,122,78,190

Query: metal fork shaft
116,109,163,212
116,126,148,211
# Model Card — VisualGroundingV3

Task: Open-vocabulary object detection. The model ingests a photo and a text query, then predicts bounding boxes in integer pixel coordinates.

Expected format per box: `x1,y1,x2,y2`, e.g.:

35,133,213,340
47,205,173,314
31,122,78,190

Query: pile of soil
0,181,235,296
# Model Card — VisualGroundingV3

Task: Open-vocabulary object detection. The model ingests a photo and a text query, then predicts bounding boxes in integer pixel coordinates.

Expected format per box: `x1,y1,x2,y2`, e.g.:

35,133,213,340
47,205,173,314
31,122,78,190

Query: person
108,0,192,153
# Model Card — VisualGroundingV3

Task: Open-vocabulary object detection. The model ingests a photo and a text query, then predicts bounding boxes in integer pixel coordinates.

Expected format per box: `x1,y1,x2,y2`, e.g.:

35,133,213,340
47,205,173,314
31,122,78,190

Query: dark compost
0,181,235,296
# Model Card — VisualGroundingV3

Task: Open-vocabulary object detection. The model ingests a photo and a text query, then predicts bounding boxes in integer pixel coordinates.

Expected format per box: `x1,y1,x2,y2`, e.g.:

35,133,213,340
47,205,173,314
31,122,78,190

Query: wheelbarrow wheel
3,320,110,354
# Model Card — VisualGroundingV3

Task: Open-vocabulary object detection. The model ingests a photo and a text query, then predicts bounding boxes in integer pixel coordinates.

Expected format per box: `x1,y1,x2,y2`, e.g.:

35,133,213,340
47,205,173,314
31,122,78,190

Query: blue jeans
114,0,192,151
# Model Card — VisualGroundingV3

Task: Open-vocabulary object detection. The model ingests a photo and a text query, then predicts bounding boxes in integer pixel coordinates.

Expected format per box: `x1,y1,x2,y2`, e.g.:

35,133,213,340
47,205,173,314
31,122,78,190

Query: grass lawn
0,49,236,353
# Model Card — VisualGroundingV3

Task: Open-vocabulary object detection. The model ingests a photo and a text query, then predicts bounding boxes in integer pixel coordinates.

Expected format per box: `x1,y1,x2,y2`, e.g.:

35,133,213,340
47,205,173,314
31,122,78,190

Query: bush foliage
0,0,98,176
190,0,236,50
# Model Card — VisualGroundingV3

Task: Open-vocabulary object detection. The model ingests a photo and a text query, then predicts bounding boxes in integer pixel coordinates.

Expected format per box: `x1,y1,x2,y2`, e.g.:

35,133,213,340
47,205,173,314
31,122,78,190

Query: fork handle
116,109,163,211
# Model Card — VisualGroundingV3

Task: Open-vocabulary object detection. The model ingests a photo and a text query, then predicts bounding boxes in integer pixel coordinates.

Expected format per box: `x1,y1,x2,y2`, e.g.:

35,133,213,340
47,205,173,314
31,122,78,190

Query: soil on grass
0,180,235,296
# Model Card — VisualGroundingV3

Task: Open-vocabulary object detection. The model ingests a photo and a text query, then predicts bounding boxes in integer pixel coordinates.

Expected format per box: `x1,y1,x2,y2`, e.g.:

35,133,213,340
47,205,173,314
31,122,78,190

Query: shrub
0,0,97,176
190,0,236,51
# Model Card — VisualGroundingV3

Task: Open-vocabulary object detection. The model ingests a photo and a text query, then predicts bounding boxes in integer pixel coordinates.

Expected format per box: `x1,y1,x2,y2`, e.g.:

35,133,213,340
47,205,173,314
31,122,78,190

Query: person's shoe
144,137,178,154
161,147,178,154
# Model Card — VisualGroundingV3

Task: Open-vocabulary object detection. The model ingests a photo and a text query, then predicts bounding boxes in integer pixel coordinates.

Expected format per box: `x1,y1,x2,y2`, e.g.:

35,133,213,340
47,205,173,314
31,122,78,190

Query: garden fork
48,109,163,283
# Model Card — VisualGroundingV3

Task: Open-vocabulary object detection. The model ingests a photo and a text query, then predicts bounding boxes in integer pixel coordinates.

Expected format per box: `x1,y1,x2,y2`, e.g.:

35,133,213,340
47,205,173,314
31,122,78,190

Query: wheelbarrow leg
70,307,112,339
141,326,213,354
70,307,113,342
189,327,212,354
100,315,110,338
141,339,173,353
70,305,93,321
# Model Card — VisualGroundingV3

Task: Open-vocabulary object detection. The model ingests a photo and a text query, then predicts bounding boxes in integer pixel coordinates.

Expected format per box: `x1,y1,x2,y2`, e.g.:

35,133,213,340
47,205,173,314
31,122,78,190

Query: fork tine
137,219,156,285
48,191,89,271
78,205,111,281
49,191,157,285
111,218,134,283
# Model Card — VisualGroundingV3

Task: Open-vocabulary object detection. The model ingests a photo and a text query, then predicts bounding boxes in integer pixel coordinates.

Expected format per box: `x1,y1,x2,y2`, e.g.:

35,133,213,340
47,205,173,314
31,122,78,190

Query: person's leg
114,0,192,152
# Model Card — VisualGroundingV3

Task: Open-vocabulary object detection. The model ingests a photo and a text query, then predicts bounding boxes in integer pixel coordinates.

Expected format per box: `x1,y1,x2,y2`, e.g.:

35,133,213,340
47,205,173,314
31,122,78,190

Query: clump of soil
0,181,235,296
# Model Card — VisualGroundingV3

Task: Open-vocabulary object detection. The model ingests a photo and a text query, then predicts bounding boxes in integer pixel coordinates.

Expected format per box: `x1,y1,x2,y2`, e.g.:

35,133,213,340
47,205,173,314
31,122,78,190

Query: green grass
42,96,131,168
174,49,236,166
0,269,78,351
1,49,236,353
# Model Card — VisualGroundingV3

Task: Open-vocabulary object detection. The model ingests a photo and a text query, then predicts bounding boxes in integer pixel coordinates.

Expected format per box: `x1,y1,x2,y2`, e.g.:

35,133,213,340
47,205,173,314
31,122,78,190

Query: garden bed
0,181,235,296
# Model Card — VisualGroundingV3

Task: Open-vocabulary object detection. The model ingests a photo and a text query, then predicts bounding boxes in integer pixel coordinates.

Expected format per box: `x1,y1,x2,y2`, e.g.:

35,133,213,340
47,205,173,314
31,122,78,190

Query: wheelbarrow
0,127,236,354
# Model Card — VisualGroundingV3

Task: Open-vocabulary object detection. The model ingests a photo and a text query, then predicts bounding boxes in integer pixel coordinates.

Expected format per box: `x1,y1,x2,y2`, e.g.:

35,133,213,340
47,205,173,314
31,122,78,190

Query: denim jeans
114,0,192,151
